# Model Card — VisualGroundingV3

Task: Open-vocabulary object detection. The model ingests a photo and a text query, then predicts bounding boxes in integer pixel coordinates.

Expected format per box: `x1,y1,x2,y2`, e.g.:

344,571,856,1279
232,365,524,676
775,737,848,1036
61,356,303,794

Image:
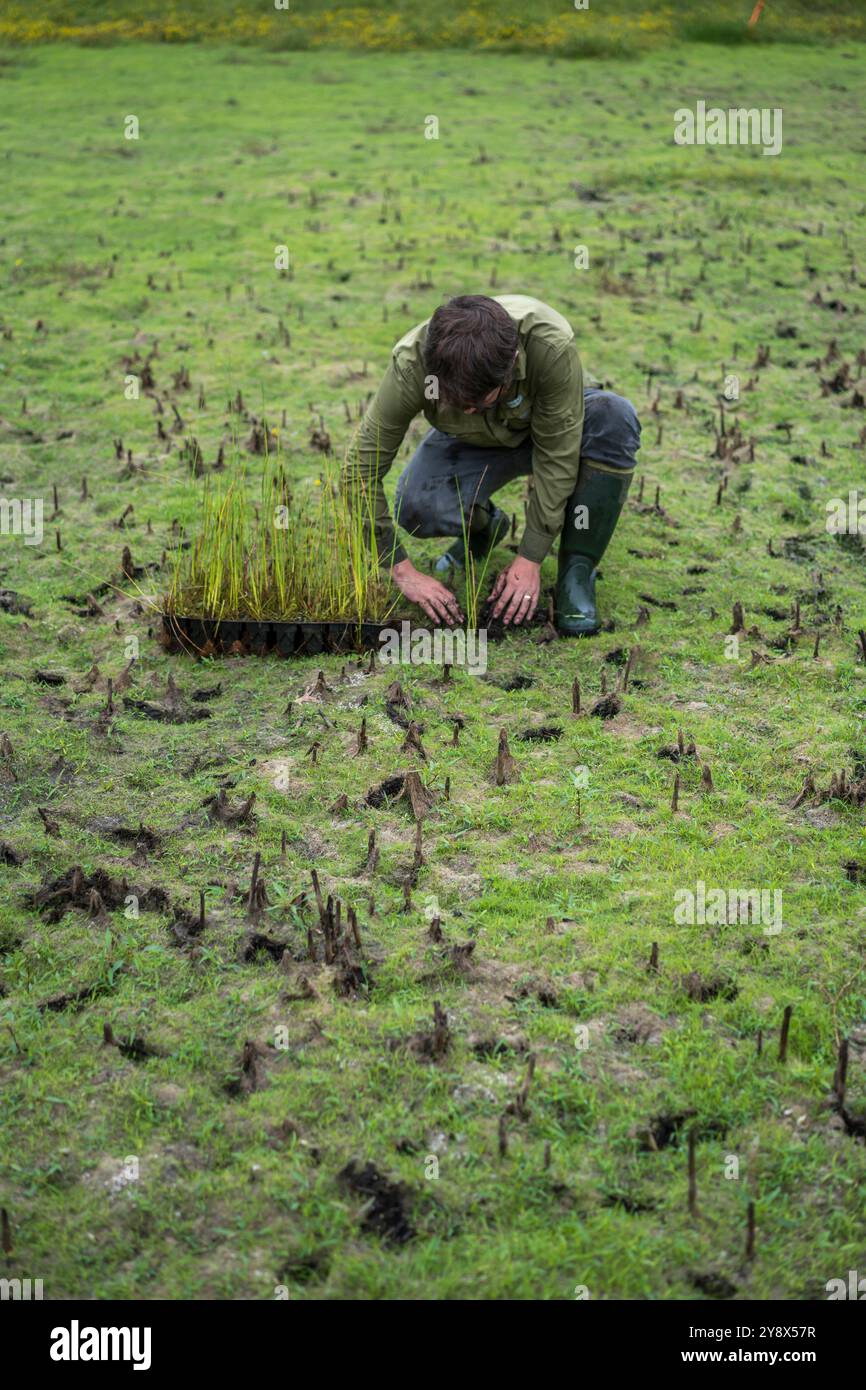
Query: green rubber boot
434,505,510,577
555,459,634,636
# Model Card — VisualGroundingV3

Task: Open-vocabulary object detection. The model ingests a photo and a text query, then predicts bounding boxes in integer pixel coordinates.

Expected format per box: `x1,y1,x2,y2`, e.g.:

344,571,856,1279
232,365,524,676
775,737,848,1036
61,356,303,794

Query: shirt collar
503,344,527,405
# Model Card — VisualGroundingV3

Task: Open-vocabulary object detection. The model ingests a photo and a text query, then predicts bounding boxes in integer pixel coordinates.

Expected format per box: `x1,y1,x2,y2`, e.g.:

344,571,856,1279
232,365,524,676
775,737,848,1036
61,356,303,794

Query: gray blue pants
394,388,640,540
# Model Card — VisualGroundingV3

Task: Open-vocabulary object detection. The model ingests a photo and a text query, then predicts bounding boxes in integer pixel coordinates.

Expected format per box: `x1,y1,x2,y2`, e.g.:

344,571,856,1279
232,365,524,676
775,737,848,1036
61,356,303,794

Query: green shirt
343,294,584,566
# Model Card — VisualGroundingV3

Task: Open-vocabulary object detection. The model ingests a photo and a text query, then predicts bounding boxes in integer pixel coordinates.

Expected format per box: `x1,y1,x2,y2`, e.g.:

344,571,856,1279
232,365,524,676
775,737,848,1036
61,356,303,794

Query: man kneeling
343,293,641,633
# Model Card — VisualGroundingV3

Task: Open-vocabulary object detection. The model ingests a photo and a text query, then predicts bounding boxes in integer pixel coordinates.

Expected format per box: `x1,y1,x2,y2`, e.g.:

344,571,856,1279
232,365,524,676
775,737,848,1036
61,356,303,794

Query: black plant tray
161,613,399,658
161,603,550,660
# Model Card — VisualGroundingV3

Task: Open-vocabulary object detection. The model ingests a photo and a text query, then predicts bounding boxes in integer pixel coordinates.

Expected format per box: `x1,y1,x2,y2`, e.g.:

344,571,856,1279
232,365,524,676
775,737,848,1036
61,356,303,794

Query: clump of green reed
164,450,398,624
456,489,497,632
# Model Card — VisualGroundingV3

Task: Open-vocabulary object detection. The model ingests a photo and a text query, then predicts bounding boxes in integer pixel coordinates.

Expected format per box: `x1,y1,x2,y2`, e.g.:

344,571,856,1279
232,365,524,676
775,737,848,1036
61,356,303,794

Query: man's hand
489,556,541,626
392,558,464,626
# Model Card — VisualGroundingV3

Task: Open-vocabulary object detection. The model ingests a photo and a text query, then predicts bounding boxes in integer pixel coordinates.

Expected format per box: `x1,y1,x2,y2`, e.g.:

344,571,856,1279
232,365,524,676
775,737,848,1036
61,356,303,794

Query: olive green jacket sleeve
342,354,423,567
518,340,585,564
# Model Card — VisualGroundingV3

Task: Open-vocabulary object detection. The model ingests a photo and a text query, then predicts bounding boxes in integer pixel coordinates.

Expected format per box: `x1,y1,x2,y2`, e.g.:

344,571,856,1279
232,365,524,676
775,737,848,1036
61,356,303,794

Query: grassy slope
1,39,865,1300
0,0,864,51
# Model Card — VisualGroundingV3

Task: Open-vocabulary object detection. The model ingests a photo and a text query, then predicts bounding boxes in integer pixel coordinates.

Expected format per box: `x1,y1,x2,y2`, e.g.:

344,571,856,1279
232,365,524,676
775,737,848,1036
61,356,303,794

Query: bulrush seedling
491,729,520,787
163,450,397,632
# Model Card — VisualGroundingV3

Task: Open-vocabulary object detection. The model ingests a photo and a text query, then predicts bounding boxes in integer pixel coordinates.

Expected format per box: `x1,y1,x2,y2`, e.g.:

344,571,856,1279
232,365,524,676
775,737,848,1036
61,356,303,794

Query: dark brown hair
424,295,518,407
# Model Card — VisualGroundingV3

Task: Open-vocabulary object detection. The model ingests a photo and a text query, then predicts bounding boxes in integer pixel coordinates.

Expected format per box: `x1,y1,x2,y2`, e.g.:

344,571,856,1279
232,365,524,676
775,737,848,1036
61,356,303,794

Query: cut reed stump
687,1129,698,1217
778,1005,793,1063
490,729,520,786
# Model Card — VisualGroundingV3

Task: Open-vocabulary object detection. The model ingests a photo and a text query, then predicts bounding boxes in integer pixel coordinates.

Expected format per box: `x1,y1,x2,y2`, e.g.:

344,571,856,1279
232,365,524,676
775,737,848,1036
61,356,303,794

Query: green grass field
1,0,864,52
1,29,866,1300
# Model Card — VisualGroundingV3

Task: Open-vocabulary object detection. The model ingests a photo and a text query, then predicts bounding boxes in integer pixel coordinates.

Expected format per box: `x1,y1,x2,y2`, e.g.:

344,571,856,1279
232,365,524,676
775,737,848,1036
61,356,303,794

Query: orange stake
748,0,766,25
